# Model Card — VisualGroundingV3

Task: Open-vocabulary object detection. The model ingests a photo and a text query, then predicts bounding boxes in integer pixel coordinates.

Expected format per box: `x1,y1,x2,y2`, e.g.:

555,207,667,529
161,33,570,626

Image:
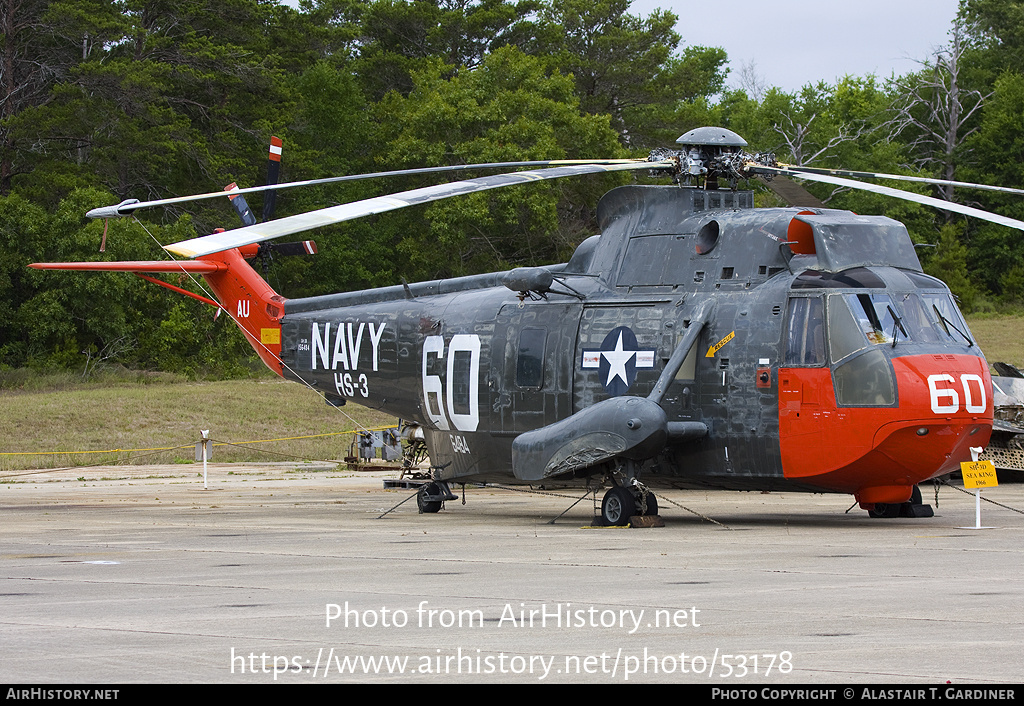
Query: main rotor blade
750,165,1024,232
781,164,1024,197
166,160,674,258
85,158,646,219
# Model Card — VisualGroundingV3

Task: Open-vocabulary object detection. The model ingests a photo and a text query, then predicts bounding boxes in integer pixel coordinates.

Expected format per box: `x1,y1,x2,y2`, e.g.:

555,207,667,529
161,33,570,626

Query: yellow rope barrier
0,425,398,457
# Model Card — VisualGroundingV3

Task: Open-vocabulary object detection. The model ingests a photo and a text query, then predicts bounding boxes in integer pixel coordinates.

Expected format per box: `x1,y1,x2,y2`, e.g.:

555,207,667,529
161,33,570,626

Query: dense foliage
0,0,1020,374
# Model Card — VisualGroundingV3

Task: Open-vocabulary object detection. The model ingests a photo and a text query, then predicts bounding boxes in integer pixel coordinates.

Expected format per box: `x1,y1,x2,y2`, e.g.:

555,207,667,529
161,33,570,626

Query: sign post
960,446,998,530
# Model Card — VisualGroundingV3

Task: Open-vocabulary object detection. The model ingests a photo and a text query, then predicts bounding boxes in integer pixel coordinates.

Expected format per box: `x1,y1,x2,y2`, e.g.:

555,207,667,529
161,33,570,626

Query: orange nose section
779,354,992,502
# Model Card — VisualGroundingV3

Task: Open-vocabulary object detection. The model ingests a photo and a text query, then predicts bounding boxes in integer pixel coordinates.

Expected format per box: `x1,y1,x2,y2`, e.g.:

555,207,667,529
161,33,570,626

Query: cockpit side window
827,294,899,406
784,296,825,366
834,349,896,406
827,294,867,362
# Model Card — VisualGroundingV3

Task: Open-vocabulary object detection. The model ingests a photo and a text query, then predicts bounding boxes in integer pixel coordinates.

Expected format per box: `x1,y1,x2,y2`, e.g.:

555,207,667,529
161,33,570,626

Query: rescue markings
705,331,735,357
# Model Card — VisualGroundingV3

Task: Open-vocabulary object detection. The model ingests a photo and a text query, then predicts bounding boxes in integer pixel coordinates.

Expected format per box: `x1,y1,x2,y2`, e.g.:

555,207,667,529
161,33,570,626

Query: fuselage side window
516,328,547,388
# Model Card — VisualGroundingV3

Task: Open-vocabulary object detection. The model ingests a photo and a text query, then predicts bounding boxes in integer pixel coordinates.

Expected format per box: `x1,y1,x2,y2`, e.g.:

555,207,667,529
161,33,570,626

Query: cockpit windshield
922,293,974,345
784,272,974,407
843,293,901,346
825,291,971,360
892,293,941,343
786,282,974,369
826,293,903,361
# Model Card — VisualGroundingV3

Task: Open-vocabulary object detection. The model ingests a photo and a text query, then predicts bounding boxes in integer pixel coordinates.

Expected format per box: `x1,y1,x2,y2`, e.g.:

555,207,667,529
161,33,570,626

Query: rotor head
648,127,770,189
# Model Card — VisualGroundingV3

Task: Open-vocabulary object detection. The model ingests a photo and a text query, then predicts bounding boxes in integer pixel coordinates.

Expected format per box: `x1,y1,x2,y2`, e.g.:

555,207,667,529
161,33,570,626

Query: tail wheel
602,487,637,526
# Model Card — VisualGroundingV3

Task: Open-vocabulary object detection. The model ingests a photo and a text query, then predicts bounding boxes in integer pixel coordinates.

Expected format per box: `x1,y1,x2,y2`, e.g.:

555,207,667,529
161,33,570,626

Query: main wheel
868,503,900,518
602,486,637,525
417,482,442,514
868,486,923,518
637,490,658,517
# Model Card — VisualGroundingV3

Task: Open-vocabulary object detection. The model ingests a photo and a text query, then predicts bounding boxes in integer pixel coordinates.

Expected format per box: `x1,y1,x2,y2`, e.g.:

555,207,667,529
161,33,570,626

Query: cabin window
617,234,692,286
784,296,825,366
516,328,546,388
675,344,697,380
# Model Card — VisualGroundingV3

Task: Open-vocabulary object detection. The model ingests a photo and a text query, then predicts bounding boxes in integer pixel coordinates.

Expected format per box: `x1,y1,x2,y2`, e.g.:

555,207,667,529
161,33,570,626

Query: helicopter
32,127,1017,526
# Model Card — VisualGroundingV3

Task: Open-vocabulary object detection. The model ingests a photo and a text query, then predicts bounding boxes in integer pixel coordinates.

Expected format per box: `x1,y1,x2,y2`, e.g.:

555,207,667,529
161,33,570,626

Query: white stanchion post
970,446,983,530
202,429,210,490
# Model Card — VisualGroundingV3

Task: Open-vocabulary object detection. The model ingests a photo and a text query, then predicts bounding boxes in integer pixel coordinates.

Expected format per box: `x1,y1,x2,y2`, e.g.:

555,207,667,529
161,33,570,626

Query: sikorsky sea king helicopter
33,127,1019,526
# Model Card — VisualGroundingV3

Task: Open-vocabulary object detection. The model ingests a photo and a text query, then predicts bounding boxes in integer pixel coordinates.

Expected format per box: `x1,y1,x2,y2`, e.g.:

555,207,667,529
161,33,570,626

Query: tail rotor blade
263,136,283,222
225,182,257,226
270,240,317,257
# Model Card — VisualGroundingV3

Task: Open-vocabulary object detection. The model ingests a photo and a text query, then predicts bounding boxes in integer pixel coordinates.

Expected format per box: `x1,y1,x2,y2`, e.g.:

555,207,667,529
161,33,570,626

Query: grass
0,375,394,472
0,366,188,392
965,314,1024,368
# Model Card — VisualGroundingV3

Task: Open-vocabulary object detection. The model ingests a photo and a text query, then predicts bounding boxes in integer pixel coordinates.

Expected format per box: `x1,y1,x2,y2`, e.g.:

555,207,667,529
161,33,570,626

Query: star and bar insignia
580,326,656,396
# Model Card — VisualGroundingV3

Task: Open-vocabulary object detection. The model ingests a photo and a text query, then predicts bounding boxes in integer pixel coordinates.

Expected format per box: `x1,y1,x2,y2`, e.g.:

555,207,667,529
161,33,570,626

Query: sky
281,0,963,94
636,0,964,93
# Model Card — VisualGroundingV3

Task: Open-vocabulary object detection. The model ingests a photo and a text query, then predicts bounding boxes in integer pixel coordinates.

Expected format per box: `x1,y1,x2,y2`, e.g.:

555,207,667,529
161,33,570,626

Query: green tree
531,0,727,148
961,0,1024,73
305,0,541,100
925,223,979,310
352,46,625,281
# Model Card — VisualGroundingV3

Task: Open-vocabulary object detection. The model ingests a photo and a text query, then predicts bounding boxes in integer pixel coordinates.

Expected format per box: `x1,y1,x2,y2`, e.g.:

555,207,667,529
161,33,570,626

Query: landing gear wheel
868,503,900,518
636,490,658,517
417,482,442,514
602,486,637,526
900,485,934,517
868,486,932,518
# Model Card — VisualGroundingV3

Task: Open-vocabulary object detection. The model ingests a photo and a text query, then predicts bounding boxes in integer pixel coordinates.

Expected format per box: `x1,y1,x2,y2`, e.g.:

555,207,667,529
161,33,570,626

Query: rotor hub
647,127,775,189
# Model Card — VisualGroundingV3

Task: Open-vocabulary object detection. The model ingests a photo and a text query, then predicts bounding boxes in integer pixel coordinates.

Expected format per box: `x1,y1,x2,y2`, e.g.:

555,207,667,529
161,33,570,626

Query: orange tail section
30,244,287,376
197,246,286,374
